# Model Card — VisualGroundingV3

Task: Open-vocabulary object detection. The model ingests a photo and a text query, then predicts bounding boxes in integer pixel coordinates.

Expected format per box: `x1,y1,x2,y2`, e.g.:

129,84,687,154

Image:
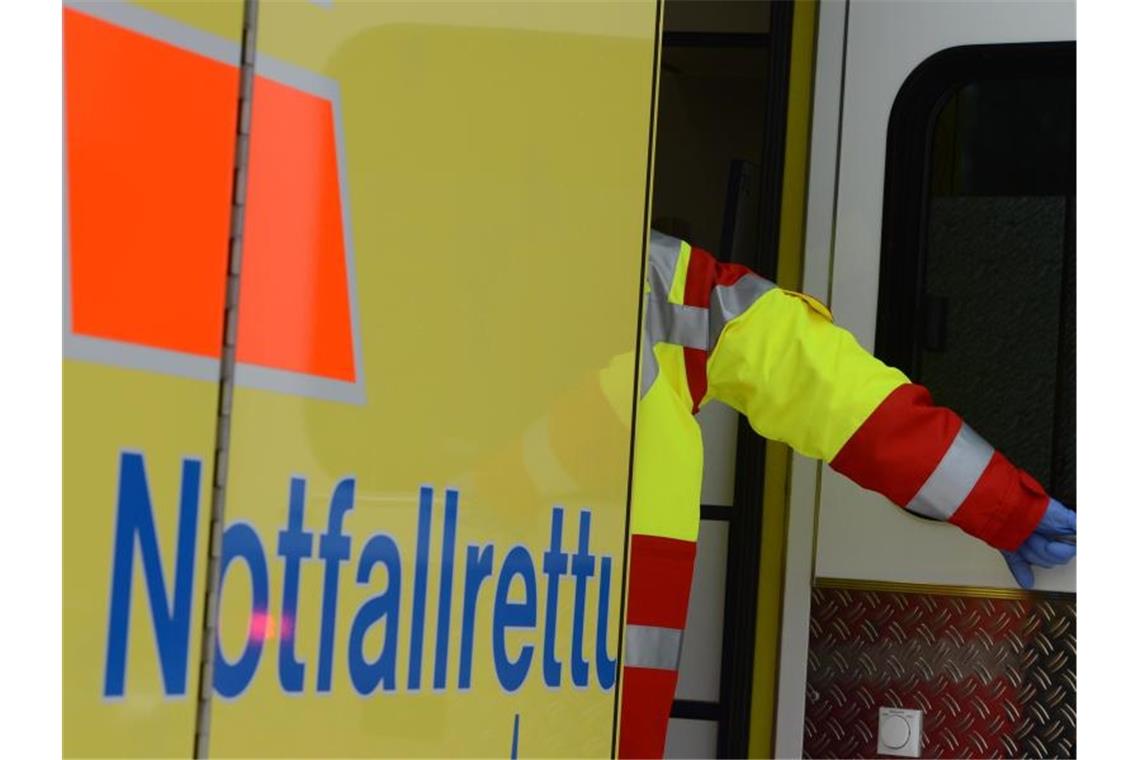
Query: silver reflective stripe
625,624,683,671
648,230,683,297
641,232,686,398
645,297,708,350
707,273,775,352
640,324,658,398
640,297,707,398
906,424,995,520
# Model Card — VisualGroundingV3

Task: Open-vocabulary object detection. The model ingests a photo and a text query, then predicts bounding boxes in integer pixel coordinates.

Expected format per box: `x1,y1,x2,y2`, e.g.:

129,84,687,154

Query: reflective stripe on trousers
624,624,683,671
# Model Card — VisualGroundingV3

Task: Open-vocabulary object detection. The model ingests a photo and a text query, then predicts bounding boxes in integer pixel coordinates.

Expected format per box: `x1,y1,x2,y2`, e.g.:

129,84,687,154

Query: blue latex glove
1001,498,1076,589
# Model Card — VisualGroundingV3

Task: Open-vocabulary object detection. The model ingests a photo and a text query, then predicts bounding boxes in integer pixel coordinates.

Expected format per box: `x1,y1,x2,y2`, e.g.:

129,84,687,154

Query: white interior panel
696,399,738,507
830,0,1074,350
664,718,718,759
675,519,729,702
815,476,1077,590
814,0,1076,590
780,2,1075,756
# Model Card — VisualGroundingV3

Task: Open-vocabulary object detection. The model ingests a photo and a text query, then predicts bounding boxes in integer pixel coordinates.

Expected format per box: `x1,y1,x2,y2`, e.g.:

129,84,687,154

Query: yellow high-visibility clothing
616,232,1048,758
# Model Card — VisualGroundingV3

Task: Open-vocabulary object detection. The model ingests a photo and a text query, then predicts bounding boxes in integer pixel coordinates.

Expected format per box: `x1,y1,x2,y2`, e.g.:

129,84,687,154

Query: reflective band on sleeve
708,273,775,351
624,624,683,671
641,232,687,398
640,325,659,399
906,423,995,520
648,230,682,298
645,297,709,350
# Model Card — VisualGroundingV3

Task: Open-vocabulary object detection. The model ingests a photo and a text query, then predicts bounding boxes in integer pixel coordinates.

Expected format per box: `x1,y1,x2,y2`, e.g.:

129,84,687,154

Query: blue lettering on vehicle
104,452,201,698
101,452,619,700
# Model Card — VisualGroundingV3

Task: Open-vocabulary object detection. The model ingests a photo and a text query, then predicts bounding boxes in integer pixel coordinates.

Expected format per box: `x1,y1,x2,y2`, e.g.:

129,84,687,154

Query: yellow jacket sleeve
707,287,908,462
690,245,1047,550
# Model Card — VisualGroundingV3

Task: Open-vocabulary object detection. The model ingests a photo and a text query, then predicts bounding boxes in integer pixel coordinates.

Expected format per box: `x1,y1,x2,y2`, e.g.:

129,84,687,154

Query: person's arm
686,246,1073,581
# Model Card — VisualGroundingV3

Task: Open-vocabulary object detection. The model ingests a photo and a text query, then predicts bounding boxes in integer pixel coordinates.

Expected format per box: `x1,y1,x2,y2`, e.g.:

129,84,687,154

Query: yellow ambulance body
63,0,660,755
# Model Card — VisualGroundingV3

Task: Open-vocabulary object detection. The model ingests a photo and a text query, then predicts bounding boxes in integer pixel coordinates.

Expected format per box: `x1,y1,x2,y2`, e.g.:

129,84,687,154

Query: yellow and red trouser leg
618,534,697,759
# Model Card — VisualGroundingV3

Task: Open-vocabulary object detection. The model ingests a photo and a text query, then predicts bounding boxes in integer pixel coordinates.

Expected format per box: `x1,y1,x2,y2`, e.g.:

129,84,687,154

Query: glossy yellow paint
62,2,242,756
62,364,220,758
206,1,659,757
132,0,243,41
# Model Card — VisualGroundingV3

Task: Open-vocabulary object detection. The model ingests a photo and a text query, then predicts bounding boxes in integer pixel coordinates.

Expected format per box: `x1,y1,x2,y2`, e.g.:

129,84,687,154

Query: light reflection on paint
249,611,294,642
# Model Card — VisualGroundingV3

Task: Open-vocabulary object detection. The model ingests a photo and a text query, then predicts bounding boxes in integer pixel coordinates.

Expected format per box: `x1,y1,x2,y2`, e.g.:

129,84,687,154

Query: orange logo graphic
64,3,363,403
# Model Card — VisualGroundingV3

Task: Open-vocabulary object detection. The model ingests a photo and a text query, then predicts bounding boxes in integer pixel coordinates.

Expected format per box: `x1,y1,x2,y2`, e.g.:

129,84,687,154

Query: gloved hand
1001,498,1076,589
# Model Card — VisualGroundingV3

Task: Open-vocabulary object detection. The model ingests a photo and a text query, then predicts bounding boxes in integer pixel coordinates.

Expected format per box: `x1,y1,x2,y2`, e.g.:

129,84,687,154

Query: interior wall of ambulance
781,5,1077,758
651,2,1075,759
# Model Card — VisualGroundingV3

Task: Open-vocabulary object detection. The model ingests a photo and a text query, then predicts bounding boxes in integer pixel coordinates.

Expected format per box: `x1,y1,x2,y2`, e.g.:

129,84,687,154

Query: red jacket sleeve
683,240,1047,552
828,383,1049,551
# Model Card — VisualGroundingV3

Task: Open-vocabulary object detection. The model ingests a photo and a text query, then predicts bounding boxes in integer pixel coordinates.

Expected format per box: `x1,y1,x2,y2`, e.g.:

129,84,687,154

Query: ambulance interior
650,2,1075,758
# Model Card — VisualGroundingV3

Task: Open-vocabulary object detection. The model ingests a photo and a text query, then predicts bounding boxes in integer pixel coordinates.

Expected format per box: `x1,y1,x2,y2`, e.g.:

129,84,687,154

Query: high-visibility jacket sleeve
698,251,1048,551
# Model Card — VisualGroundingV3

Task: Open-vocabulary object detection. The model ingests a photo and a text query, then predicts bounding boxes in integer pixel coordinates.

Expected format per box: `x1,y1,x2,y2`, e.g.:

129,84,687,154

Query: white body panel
777,1,1076,756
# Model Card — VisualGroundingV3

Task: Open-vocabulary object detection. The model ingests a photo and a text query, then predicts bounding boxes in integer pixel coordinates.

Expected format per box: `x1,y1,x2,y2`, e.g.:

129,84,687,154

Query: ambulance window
877,43,1076,507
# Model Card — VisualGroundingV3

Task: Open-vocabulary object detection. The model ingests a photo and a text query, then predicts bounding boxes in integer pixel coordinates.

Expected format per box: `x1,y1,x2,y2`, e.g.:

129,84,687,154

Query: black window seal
875,40,1076,375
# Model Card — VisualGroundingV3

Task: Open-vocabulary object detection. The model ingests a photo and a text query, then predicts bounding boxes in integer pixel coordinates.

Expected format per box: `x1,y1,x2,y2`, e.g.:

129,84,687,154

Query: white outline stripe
234,363,364,406
65,335,220,382
64,1,241,66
